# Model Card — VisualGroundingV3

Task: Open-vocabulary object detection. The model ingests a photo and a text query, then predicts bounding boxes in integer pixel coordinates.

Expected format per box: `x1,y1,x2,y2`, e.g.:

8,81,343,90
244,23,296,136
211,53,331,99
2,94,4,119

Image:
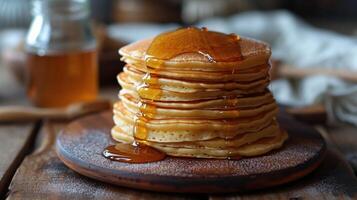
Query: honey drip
137,74,162,100
105,27,243,163
228,155,243,160
133,67,162,141
103,144,165,163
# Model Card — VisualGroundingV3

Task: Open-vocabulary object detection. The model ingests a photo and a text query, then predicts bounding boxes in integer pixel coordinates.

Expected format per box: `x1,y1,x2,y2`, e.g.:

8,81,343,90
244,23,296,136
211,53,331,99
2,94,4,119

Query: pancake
122,66,270,93
112,126,288,158
113,120,280,149
124,64,271,83
120,91,275,110
119,37,271,71
111,27,287,159
150,130,288,158
113,102,278,142
117,99,277,119
118,74,269,101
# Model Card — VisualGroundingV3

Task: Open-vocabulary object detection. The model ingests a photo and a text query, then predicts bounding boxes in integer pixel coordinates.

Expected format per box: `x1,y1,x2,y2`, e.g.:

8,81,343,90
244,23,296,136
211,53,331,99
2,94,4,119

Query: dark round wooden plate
56,111,326,193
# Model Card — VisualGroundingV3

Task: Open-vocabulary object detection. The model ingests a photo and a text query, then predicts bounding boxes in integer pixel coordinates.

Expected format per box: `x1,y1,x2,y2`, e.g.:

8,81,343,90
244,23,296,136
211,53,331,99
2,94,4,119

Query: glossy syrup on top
104,27,243,163
145,27,242,63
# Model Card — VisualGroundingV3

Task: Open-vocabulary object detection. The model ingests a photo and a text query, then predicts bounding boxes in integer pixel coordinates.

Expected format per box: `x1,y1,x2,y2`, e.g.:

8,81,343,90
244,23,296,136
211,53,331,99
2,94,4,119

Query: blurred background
0,0,357,125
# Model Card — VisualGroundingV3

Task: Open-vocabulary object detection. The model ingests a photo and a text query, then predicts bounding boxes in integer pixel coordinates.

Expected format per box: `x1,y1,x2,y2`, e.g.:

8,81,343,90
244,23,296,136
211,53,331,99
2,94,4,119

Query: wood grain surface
6,122,203,200
4,110,357,199
318,124,357,173
210,148,357,200
211,124,357,199
0,123,37,198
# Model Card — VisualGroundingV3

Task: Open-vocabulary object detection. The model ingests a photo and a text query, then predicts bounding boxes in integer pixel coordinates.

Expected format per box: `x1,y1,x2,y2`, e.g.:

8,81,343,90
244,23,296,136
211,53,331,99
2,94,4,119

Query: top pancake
119,37,271,72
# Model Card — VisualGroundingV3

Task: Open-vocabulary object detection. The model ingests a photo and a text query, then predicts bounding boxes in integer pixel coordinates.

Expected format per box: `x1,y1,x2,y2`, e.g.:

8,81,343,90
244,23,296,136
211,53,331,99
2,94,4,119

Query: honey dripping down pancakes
106,27,288,162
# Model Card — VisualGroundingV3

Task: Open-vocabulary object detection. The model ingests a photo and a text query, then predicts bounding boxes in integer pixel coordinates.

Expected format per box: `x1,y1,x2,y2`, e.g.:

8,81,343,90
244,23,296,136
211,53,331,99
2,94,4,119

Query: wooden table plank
210,125,357,200
0,123,37,198
6,109,357,199
322,124,357,173
6,121,204,200
209,148,357,200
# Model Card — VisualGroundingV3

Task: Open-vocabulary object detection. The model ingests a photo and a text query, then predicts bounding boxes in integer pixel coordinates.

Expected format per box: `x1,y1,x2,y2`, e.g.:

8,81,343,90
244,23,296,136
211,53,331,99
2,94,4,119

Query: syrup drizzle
104,27,243,163
228,155,243,160
103,144,165,163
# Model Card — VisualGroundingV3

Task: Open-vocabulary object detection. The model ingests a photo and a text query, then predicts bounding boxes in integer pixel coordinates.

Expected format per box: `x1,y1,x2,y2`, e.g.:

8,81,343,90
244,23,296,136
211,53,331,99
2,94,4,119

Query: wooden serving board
55,111,326,193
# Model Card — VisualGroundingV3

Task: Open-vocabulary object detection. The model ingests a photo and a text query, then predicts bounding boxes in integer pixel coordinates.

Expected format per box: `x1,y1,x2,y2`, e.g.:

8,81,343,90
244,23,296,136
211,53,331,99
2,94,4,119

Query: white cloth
108,10,357,125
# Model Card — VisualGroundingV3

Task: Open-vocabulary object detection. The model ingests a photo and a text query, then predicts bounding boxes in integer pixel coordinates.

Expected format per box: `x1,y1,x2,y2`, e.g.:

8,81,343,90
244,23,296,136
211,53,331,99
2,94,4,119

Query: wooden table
1,89,357,199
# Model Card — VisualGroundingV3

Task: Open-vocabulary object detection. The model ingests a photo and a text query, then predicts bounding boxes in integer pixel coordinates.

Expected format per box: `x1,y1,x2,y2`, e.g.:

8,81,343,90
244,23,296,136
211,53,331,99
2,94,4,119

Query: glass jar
25,0,98,107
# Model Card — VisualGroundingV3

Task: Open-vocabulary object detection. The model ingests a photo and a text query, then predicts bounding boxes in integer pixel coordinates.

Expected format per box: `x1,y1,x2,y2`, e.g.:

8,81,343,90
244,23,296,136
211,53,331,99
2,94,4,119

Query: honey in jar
25,0,98,107
27,51,98,107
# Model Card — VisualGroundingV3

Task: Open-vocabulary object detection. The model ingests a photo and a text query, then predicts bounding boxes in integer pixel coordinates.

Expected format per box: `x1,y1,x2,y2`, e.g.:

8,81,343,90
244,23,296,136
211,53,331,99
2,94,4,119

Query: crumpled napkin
108,10,357,126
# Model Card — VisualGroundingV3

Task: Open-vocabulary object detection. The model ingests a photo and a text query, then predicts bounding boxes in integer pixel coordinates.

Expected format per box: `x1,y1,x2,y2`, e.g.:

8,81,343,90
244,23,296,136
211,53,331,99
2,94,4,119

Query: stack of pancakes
112,29,287,159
